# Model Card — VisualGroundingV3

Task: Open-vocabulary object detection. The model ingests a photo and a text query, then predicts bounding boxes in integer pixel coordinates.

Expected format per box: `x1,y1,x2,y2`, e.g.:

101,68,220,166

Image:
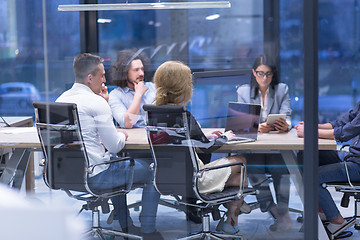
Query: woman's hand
206,130,235,141
222,130,236,141
206,130,223,139
273,118,289,133
258,122,273,133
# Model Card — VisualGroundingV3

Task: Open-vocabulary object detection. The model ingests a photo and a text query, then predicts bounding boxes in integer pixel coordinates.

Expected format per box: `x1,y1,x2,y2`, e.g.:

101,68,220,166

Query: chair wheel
297,216,303,223
354,225,360,230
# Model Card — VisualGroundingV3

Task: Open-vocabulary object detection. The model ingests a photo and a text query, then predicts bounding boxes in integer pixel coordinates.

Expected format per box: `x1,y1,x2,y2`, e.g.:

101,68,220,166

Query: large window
1,1,360,238
281,0,360,125
1,1,359,122
98,0,264,72
97,0,264,126
0,0,79,116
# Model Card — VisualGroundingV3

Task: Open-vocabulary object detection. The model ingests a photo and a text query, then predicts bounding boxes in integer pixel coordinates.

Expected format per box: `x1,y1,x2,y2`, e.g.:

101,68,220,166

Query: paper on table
269,130,279,134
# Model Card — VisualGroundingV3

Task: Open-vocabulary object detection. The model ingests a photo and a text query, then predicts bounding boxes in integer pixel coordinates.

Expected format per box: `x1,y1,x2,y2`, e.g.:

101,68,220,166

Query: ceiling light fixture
97,18,112,23
58,1,231,11
205,13,220,20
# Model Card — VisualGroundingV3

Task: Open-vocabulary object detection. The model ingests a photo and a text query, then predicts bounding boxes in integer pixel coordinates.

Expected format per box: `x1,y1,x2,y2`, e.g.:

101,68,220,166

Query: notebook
224,102,261,144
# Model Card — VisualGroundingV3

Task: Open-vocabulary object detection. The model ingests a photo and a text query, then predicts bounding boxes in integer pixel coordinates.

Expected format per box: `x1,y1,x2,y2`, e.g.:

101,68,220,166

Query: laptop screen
190,70,251,128
225,102,261,139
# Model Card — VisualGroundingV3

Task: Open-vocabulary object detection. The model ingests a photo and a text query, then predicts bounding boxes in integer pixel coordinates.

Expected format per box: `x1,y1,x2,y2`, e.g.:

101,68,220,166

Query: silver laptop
224,102,261,144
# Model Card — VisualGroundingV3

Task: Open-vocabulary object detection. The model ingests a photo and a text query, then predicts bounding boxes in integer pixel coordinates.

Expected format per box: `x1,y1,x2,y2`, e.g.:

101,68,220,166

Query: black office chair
33,101,142,240
322,146,360,240
143,104,255,240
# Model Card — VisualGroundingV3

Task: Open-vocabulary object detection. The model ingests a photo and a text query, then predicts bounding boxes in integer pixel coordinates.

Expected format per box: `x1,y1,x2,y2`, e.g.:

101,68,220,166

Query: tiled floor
29,175,359,240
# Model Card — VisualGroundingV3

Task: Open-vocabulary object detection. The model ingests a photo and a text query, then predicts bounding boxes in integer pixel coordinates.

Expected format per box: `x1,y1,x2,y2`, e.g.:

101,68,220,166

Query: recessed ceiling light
58,1,231,11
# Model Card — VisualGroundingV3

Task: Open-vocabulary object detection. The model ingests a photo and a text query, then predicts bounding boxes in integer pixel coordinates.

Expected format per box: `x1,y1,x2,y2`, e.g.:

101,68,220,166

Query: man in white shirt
56,53,162,239
108,49,156,128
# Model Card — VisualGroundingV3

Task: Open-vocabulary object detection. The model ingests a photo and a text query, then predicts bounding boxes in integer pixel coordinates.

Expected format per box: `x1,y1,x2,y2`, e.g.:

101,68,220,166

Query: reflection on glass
0,0,80,116
98,0,263,71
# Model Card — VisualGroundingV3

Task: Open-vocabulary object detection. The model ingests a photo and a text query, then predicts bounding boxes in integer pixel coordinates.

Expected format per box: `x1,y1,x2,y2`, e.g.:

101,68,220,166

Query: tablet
266,114,286,126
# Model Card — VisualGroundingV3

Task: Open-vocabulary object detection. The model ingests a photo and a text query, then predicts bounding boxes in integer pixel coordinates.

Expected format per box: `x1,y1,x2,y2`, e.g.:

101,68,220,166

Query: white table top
0,127,336,151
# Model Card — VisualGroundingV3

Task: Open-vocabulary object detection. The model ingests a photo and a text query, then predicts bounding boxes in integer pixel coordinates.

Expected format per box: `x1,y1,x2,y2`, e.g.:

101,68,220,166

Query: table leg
318,215,329,240
25,153,34,192
0,148,31,190
280,150,329,240
280,150,304,200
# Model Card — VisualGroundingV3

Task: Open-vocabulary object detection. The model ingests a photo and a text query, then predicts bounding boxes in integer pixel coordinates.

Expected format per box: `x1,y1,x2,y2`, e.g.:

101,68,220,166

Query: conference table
0,126,336,239
124,127,336,151
124,128,336,240
0,127,336,151
0,117,34,191
0,127,336,195
124,127,336,200
0,116,33,128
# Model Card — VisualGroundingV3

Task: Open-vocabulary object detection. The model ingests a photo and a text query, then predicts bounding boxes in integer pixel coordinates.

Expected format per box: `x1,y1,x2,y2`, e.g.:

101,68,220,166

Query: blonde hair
154,61,193,105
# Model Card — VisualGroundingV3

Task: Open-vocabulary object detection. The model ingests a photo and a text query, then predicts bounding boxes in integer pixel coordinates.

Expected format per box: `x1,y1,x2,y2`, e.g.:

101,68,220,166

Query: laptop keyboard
231,136,250,141
226,137,255,144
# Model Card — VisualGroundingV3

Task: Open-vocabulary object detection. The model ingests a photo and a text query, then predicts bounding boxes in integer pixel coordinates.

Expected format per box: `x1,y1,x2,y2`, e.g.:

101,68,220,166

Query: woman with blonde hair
153,60,249,234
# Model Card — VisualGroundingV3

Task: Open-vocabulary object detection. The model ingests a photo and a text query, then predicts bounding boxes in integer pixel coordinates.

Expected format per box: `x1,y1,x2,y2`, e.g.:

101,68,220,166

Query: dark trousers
297,150,342,167
245,153,290,215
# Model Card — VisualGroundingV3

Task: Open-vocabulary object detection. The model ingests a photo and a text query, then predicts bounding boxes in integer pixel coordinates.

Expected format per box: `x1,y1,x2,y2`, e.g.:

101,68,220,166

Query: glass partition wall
1,0,360,239
0,0,80,116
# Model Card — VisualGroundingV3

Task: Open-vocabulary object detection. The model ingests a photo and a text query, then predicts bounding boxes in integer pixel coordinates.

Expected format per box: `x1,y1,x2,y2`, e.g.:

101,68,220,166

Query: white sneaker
327,220,347,234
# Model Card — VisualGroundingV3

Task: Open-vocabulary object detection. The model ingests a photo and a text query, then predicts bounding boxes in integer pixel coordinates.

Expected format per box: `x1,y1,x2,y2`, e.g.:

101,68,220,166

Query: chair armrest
340,144,350,152
197,161,246,188
105,156,134,165
88,156,134,174
198,161,244,175
196,161,247,200
344,153,360,162
341,153,360,187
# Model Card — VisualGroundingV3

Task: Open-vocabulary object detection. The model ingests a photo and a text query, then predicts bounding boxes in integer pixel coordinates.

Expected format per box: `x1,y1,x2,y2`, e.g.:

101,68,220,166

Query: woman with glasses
237,54,293,231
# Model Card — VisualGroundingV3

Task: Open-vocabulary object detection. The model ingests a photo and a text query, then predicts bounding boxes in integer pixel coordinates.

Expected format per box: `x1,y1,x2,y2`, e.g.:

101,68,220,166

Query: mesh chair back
33,102,88,192
144,104,199,199
144,104,252,205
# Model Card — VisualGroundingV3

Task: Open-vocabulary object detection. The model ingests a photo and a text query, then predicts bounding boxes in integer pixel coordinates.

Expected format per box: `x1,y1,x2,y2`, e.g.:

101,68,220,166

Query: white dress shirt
259,88,269,123
56,83,126,176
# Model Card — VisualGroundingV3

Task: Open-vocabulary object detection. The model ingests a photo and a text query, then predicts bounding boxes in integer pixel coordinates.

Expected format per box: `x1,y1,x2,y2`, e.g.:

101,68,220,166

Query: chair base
85,227,142,240
88,207,142,240
178,231,246,240
178,213,247,240
128,198,186,212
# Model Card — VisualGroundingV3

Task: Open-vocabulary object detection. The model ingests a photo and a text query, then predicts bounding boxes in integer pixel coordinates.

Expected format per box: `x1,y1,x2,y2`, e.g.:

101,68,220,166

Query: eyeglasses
255,71,273,78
